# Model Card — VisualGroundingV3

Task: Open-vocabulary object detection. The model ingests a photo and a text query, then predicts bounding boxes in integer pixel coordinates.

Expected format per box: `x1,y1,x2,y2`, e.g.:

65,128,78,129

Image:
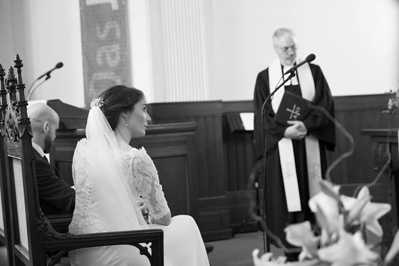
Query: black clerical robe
253,63,335,248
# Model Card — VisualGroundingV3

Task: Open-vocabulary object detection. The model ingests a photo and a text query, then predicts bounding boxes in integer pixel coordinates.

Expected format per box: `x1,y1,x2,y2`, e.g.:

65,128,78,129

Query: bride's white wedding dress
68,106,209,266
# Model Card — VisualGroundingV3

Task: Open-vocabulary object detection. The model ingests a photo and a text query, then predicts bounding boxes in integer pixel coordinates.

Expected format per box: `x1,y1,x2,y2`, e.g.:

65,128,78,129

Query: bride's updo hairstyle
99,85,145,130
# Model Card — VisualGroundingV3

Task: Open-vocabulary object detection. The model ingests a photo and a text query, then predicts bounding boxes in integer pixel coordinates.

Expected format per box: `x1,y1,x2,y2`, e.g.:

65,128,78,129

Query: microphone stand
260,71,296,253
27,73,52,101
232,72,295,237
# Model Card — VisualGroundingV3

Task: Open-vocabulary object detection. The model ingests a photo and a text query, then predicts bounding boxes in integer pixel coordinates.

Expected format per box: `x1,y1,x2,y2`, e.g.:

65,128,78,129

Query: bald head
28,103,59,153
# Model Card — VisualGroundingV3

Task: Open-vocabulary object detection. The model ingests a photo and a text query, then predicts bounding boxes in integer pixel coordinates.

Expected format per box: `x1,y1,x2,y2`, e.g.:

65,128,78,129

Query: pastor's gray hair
272,28,295,44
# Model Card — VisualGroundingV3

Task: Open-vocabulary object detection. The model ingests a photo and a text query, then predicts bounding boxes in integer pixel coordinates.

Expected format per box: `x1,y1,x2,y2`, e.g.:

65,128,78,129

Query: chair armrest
46,214,72,233
44,229,164,266
44,229,163,250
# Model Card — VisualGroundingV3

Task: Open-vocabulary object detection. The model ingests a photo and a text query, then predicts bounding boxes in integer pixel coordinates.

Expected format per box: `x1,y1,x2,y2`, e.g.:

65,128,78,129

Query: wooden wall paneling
198,196,231,241
224,132,255,191
221,101,261,230
196,117,210,197
51,130,85,186
223,126,237,191
222,100,255,192
131,129,199,220
149,101,226,198
149,101,231,240
243,133,255,188
328,94,397,185
227,189,264,232
205,115,225,196
222,100,254,113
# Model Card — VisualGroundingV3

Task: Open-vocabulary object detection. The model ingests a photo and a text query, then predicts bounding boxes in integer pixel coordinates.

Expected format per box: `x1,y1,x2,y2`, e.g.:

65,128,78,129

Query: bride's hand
138,200,150,223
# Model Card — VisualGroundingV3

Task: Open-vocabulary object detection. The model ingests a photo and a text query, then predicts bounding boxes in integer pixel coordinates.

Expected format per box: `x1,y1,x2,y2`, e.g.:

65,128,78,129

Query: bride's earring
125,118,128,127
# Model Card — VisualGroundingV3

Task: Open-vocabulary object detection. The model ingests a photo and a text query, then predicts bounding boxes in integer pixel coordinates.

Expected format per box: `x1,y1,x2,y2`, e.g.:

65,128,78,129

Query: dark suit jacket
33,149,75,215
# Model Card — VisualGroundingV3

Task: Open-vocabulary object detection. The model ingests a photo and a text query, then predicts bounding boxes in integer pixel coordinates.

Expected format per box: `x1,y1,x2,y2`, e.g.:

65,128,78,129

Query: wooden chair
0,55,164,266
0,63,14,266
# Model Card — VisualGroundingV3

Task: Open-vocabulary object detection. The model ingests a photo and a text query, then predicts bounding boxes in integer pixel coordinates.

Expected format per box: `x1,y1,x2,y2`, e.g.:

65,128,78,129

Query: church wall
1,0,398,240
207,0,399,101
0,0,85,107
1,0,398,106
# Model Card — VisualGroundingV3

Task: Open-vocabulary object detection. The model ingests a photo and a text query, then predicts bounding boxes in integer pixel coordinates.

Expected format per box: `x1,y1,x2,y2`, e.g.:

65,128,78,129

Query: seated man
28,103,75,215
0,103,75,265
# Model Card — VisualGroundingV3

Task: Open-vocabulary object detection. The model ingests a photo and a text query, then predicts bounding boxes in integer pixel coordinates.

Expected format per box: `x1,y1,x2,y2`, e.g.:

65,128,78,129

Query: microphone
27,62,64,100
37,62,64,80
284,54,316,74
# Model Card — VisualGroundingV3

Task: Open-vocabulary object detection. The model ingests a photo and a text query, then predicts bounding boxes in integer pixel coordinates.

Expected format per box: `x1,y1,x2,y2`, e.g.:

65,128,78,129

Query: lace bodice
69,139,170,234
125,146,170,220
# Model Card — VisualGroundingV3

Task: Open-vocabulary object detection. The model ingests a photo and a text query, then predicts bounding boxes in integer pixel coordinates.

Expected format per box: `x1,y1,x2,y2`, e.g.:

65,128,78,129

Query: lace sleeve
130,149,170,220
72,139,89,186
70,138,95,234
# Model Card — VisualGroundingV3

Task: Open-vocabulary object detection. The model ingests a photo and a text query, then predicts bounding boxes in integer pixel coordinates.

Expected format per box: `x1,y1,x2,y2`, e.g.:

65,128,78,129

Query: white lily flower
341,186,391,237
285,221,320,260
318,230,379,266
252,250,320,266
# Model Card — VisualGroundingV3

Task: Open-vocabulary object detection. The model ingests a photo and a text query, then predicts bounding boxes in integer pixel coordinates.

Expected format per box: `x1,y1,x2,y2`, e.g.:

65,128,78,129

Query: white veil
84,106,148,231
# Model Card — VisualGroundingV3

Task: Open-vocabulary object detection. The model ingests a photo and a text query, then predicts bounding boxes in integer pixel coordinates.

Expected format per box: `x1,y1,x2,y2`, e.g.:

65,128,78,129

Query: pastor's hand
284,121,307,139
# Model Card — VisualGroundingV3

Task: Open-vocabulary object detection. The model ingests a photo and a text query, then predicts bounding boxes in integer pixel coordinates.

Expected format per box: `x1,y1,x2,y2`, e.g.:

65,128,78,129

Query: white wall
0,0,84,107
1,0,398,106
207,0,399,100
128,0,154,102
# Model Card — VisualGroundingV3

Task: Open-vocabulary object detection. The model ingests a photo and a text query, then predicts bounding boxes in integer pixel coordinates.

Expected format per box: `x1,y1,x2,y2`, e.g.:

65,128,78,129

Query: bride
68,85,210,266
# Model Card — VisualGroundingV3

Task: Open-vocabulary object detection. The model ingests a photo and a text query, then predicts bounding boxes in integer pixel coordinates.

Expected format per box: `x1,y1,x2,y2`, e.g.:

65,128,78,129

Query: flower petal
285,221,313,247
314,203,340,236
346,194,371,225
252,249,321,266
385,229,399,263
285,221,320,259
361,202,391,237
309,192,340,233
319,180,341,202
356,186,370,199
318,230,378,266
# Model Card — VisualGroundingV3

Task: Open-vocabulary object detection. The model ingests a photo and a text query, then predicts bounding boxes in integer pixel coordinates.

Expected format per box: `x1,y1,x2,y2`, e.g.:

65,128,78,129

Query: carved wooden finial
14,54,23,69
7,66,15,80
6,66,17,105
0,64,5,87
0,63,5,114
0,64,4,80
13,55,25,94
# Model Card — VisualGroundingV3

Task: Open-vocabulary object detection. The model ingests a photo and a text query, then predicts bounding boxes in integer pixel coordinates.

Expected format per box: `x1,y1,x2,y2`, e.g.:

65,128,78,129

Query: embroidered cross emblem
286,104,301,120
308,163,321,181
282,163,296,180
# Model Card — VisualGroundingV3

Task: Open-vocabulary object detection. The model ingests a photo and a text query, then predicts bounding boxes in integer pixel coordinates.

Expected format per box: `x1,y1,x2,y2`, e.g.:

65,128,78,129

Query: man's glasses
276,45,297,53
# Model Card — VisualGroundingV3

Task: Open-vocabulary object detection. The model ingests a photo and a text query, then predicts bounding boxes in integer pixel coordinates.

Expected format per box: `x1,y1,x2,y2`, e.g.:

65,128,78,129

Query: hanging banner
80,0,131,107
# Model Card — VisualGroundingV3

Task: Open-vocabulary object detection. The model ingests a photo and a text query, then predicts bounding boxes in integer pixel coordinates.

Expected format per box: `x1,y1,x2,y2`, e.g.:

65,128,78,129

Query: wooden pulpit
362,128,399,251
46,99,199,220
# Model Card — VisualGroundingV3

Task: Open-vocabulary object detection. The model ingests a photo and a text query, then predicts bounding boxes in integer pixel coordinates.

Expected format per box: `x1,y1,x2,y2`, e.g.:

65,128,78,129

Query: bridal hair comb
90,97,105,109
